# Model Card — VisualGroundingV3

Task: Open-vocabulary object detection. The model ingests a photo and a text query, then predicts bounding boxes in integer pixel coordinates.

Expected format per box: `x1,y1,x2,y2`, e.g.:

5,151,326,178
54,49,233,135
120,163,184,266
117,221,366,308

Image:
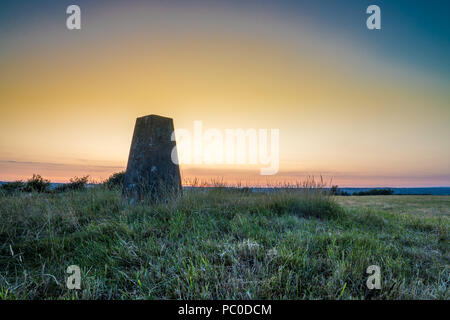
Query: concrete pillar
123,115,182,202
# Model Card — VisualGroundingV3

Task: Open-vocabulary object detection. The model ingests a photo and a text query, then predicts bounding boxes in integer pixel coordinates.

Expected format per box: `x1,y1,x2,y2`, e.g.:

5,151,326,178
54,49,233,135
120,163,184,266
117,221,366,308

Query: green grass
0,187,448,299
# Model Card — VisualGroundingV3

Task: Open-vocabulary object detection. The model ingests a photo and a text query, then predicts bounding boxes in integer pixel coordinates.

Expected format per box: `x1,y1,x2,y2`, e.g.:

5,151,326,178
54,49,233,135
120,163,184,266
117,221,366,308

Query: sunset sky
1,0,449,186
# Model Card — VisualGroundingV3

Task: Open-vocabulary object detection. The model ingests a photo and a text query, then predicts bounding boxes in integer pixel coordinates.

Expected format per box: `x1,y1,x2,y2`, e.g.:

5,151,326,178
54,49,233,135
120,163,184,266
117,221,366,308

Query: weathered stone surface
123,115,182,202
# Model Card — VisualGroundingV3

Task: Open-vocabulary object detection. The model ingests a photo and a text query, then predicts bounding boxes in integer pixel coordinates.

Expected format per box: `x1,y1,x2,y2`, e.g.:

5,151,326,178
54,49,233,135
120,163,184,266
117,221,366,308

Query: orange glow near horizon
1,3,449,187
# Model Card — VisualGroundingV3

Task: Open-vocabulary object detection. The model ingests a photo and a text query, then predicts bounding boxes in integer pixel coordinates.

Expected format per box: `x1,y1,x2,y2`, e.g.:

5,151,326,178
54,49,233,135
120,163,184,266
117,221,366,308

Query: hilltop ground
0,188,448,299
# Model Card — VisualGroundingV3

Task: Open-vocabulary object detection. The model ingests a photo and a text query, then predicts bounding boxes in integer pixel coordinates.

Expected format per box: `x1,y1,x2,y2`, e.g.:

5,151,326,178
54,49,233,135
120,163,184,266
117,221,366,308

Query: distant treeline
352,188,394,196
330,185,394,196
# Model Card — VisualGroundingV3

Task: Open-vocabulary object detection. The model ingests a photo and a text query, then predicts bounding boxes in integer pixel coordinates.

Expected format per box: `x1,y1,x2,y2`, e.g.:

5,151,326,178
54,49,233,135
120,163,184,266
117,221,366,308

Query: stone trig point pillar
123,114,182,202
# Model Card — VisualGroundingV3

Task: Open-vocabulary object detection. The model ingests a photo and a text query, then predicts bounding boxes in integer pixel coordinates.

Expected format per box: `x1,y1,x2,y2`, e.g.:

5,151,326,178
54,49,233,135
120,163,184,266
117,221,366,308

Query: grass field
0,187,448,299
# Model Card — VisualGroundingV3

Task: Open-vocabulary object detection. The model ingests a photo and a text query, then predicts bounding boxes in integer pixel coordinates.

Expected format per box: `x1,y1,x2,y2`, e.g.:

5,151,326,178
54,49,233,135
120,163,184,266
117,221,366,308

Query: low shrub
24,174,50,193
0,181,25,195
104,171,125,189
54,176,89,193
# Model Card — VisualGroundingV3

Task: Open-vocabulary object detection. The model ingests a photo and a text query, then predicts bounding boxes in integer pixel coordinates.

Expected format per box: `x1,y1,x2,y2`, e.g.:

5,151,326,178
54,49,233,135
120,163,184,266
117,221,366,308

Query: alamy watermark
366,265,381,289
64,262,380,292
171,121,279,175
366,5,381,30
66,265,81,290
66,4,380,31
66,5,81,30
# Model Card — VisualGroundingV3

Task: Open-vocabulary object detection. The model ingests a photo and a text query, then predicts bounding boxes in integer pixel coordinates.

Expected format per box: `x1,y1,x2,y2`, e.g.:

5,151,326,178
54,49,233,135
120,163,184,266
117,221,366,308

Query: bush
54,176,89,193
330,185,339,195
330,185,350,196
104,171,125,189
0,181,25,194
24,174,50,193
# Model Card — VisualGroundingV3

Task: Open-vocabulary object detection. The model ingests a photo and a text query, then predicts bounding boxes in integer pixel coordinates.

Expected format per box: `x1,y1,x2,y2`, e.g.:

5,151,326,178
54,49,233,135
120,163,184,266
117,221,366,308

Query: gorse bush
1,175,89,194
0,181,25,195
23,174,50,193
330,185,350,196
104,171,125,189
54,176,89,193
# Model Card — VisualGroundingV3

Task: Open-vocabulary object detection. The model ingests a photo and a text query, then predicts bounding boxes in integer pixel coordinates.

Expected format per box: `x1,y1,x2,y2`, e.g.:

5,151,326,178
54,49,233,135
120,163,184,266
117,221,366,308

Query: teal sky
1,0,449,79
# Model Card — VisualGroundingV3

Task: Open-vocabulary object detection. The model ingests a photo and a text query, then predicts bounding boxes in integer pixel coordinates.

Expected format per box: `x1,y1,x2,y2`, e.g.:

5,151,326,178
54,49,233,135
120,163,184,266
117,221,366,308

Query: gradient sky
1,0,449,186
